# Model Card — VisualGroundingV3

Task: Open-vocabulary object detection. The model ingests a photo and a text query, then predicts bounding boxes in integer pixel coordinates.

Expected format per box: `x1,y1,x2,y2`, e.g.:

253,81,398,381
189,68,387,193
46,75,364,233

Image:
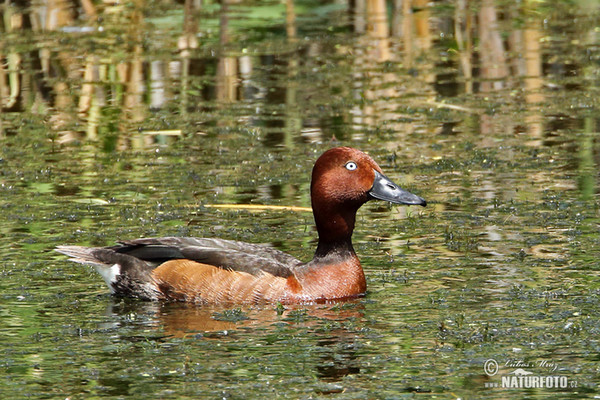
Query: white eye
345,161,358,171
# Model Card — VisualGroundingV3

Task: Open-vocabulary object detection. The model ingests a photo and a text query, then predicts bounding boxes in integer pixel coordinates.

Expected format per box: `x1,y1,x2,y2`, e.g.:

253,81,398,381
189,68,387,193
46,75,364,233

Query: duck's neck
312,204,358,260
314,237,355,259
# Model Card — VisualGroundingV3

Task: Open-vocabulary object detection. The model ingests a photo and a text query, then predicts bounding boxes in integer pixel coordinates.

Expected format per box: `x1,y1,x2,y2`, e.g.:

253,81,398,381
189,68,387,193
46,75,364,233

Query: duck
56,147,426,304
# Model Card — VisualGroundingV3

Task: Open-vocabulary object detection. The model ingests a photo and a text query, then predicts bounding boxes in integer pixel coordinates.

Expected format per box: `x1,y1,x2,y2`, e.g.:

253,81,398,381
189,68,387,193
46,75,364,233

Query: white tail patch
94,264,121,293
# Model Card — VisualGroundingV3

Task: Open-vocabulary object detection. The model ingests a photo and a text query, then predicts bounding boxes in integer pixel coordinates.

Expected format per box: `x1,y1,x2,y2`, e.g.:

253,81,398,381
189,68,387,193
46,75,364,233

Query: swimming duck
56,147,426,303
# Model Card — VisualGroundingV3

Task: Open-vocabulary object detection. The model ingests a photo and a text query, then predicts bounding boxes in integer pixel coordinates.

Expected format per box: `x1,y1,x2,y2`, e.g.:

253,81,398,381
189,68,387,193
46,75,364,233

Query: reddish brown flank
56,147,426,304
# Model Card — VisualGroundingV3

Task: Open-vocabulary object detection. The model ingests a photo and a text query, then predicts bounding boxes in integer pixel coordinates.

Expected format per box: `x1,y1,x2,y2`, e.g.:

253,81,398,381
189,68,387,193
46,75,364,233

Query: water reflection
2,0,596,146
103,297,365,334
2,1,600,398
103,297,366,383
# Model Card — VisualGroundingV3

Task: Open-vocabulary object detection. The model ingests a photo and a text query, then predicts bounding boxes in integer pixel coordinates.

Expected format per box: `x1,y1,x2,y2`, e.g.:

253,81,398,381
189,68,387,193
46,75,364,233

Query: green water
1,0,600,398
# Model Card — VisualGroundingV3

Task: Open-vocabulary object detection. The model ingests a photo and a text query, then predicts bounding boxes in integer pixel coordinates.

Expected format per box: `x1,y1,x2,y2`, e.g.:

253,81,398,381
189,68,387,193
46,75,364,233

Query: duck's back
113,237,302,276
56,237,304,302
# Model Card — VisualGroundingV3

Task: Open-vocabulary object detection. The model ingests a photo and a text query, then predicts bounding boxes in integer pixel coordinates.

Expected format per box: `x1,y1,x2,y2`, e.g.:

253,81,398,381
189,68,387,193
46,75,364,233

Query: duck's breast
290,258,367,301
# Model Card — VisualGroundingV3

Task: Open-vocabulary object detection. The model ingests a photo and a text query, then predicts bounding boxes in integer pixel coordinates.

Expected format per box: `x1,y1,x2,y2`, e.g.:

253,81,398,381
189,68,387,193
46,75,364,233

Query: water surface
1,0,599,398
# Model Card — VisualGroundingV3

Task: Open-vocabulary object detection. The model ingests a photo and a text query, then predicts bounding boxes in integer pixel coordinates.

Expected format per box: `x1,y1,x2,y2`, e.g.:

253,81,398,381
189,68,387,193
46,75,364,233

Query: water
1,0,600,398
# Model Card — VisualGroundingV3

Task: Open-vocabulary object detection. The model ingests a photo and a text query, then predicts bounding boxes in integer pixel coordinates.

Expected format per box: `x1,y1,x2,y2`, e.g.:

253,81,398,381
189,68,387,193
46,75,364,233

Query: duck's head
310,147,426,245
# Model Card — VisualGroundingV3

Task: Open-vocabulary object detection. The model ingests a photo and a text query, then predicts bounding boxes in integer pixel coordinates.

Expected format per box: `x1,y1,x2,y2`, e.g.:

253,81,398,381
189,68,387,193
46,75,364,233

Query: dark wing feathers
112,237,302,278
109,244,184,264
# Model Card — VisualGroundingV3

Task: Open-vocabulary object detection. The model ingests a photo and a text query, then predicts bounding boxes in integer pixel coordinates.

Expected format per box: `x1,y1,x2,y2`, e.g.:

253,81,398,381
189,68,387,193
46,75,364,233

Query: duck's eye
345,161,358,171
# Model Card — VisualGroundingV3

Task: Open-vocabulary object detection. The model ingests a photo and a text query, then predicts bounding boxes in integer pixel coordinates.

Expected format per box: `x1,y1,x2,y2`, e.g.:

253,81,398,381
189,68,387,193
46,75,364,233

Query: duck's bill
368,170,427,206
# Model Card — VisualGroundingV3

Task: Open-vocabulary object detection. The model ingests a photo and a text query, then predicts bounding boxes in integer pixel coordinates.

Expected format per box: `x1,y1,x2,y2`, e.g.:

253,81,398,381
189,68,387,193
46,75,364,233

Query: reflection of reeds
454,0,473,93
178,0,199,115
478,0,508,91
350,0,438,138
0,52,20,110
523,16,544,138
285,0,296,40
366,0,390,61
1,0,593,150
215,0,237,104
0,4,23,110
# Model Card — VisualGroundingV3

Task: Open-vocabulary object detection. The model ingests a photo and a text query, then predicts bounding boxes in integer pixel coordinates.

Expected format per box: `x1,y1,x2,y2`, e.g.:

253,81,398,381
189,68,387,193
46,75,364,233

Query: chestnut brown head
310,147,426,244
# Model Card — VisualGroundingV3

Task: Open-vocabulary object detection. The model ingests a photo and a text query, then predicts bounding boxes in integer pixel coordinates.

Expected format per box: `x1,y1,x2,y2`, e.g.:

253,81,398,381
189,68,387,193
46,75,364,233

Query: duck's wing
110,237,302,278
